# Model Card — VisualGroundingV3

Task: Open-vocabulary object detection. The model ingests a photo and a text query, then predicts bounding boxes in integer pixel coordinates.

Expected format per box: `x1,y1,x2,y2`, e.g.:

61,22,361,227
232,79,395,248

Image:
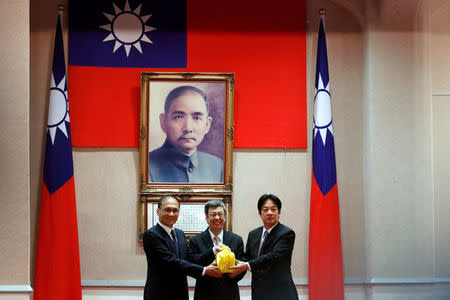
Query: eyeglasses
162,207,179,214
208,212,225,218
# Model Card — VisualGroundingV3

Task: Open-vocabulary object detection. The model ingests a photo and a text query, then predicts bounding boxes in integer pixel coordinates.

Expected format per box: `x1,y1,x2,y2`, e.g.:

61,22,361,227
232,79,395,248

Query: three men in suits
188,200,246,300
142,195,222,300
231,194,299,300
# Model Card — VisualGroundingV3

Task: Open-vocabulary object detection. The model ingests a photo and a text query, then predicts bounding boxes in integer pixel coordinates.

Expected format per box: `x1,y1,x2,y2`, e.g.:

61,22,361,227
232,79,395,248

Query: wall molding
0,285,32,293
80,278,450,288
5,279,448,294
432,92,450,96
369,277,443,284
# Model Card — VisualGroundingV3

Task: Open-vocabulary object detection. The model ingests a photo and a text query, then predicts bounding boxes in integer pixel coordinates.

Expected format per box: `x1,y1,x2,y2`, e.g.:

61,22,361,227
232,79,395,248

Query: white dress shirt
209,229,223,255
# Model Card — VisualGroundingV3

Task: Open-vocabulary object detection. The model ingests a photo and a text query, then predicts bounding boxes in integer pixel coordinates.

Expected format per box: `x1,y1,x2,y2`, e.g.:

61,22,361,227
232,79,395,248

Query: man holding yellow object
188,200,246,300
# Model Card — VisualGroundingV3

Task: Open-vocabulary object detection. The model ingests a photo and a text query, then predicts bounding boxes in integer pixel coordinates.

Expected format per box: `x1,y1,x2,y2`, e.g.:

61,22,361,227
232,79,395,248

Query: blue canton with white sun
68,0,187,68
99,0,156,57
44,15,74,195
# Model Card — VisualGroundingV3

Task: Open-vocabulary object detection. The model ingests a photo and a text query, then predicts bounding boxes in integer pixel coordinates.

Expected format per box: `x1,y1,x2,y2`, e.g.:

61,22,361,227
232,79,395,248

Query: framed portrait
138,72,234,239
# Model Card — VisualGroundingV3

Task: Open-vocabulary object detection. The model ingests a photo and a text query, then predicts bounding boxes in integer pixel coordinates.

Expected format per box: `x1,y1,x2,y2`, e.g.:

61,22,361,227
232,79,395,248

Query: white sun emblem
313,73,333,145
100,0,156,57
47,74,70,145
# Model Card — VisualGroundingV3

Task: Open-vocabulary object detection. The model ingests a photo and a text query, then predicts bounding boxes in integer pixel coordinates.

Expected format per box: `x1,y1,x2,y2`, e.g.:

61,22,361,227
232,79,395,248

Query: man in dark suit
231,194,299,300
188,200,246,300
188,200,245,299
142,195,222,300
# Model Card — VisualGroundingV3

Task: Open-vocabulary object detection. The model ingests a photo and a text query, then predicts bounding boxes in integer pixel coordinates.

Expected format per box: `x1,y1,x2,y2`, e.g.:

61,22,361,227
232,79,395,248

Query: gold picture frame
138,72,234,239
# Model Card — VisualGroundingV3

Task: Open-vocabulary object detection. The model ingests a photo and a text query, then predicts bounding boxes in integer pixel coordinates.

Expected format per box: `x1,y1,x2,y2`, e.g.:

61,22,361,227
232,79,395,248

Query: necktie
258,230,269,256
170,229,179,257
213,236,220,246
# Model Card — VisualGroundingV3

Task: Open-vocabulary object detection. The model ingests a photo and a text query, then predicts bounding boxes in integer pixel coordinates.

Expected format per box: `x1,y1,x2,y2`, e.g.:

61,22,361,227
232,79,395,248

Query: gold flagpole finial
58,4,65,11
319,8,326,16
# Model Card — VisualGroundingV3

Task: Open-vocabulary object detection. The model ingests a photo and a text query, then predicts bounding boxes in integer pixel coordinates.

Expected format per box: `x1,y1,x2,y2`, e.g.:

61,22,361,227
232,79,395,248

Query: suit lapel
156,223,178,255
222,230,230,246
251,227,264,258
201,229,214,248
174,228,183,258
260,223,281,255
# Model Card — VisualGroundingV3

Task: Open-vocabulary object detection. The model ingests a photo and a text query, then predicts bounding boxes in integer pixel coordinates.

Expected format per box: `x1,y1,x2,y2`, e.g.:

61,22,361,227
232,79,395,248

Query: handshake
204,245,248,278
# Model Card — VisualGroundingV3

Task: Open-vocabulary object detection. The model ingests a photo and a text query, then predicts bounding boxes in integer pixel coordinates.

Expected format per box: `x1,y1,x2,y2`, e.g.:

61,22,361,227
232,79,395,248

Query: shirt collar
158,221,174,239
261,222,278,238
208,228,224,244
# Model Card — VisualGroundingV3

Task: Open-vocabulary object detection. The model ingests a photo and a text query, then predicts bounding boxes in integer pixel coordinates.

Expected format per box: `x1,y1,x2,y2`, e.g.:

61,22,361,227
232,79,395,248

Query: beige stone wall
363,0,435,279
430,0,450,280
27,0,366,282
0,0,30,288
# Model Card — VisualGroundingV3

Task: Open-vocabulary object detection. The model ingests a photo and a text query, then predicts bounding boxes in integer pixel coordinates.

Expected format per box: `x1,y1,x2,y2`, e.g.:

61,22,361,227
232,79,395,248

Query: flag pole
58,4,64,21
319,8,326,23
308,8,345,300
34,6,81,300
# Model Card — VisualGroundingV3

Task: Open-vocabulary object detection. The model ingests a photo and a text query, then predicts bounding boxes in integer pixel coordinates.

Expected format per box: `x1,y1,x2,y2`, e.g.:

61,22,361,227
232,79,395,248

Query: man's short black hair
204,200,227,215
164,86,209,115
257,194,282,213
158,195,180,208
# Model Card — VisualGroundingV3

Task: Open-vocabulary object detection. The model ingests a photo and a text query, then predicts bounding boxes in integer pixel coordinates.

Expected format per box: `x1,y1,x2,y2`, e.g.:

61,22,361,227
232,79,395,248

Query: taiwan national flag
68,0,307,148
308,17,345,300
34,14,82,300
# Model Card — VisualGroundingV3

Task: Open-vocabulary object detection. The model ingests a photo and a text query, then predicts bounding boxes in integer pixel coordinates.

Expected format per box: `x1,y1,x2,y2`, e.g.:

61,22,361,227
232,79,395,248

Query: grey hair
204,200,227,215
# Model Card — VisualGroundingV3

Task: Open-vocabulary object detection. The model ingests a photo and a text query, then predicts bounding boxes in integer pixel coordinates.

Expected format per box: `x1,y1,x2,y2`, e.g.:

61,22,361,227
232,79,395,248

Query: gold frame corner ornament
227,126,234,142
139,124,146,141
181,72,196,80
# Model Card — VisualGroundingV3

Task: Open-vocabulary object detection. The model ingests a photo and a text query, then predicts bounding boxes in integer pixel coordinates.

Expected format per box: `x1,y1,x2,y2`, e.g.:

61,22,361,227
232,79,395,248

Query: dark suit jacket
149,140,223,183
245,223,299,300
188,229,246,300
143,224,210,300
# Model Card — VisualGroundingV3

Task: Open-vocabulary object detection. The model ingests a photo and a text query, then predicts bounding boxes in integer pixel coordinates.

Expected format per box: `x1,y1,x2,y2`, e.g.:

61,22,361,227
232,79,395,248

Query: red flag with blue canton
68,0,307,148
34,14,82,300
308,17,345,300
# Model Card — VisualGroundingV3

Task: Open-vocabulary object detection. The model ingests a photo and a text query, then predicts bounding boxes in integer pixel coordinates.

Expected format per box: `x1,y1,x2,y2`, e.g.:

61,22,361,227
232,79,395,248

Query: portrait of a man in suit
148,85,224,183
231,194,299,300
188,200,245,300
142,195,222,300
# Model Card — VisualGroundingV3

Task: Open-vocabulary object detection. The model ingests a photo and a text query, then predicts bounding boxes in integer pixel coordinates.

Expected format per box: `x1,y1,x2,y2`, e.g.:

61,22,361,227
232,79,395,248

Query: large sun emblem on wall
100,0,156,57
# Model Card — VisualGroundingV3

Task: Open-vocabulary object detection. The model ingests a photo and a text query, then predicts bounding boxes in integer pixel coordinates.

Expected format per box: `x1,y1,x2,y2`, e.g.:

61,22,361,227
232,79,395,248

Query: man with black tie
231,194,299,300
142,195,222,300
188,200,246,300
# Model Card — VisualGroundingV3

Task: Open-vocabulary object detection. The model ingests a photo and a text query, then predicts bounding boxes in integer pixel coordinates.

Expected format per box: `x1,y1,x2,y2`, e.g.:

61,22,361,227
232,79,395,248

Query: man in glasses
143,195,222,300
188,200,245,300
230,194,299,300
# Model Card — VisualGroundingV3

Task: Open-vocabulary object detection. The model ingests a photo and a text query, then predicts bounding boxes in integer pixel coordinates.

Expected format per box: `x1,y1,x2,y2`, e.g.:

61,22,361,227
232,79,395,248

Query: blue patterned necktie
258,230,269,256
170,229,179,257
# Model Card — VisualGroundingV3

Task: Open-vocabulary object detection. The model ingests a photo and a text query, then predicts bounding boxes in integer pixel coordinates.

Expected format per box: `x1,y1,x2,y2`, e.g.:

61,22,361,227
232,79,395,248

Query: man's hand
228,260,248,278
204,263,223,278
